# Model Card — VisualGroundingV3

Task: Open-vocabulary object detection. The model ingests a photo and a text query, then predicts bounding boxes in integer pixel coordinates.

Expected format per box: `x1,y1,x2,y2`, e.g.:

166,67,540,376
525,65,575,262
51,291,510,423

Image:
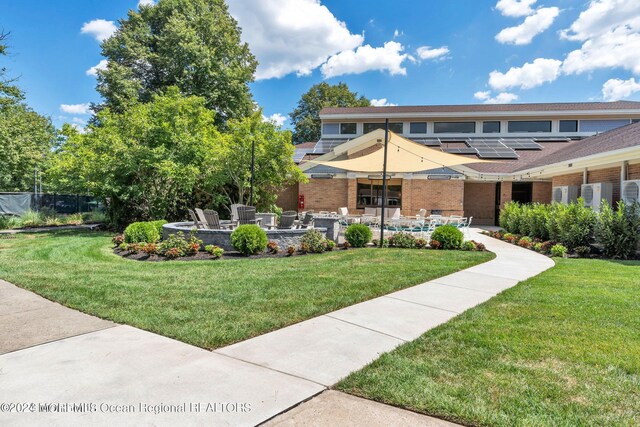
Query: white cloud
60,103,92,115
495,0,537,17
474,91,519,104
393,29,403,38
263,113,287,126
415,45,450,60
227,0,363,80
489,58,562,90
370,98,397,107
320,41,410,78
80,19,117,42
602,77,640,101
138,0,155,7
560,0,640,76
86,59,108,77
495,7,559,45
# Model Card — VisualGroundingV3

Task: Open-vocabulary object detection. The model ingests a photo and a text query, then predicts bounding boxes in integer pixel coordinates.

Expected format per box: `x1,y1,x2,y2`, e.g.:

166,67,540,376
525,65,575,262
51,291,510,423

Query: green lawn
337,258,640,426
0,231,492,349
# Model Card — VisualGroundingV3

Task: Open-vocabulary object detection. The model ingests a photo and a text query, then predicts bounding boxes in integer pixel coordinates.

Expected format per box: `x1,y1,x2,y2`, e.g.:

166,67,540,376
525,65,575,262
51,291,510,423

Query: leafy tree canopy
96,0,257,125
289,82,370,143
0,32,56,191
48,88,303,225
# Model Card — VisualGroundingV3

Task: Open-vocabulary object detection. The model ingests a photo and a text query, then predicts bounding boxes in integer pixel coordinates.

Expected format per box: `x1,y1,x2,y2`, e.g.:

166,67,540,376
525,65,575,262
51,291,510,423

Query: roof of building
294,142,317,149
320,101,640,116
467,121,640,174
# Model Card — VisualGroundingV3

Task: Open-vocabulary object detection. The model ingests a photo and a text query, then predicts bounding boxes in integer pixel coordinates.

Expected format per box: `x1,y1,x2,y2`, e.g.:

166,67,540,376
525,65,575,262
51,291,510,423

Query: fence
0,192,101,216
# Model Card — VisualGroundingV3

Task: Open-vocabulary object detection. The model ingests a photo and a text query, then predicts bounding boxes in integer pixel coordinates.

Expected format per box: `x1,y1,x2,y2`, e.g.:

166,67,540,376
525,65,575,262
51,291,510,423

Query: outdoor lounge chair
237,206,262,226
338,207,348,216
230,204,244,223
296,212,314,229
416,208,427,218
188,209,204,229
202,209,233,229
195,208,208,227
278,211,297,229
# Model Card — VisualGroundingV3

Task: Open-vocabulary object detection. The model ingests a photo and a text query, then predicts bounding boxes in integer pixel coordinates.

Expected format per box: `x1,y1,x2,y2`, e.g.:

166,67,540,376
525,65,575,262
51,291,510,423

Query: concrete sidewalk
0,229,554,426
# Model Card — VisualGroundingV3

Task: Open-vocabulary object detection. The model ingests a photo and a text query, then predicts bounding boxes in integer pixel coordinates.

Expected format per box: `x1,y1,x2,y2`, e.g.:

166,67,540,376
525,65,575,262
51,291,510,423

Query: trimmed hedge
344,223,373,248
124,220,167,243
430,225,463,249
230,224,268,255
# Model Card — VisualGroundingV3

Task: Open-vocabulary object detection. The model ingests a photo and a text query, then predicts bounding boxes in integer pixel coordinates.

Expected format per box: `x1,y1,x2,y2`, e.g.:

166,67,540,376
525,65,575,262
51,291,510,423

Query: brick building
280,102,640,225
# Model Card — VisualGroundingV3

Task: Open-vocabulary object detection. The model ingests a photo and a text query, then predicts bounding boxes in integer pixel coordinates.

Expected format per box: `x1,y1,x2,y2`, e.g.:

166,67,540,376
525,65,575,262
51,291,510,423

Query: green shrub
300,229,327,253
0,215,9,230
461,241,476,251
528,203,551,240
595,201,640,259
533,242,543,252
124,221,162,243
546,200,596,250
83,211,107,223
325,240,336,251
112,235,125,246
151,220,167,236
344,223,372,248
266,241,280,254
414,238,428,249
430,225,463,249
64,213,84,225
157,231,202,258
391,232,416,248
45,216,63,226
230,224,268,255
518,236,533,248
205,245,224,259
472,241,486,251
429,240,442,249
550,244,567,257
499,201,522,234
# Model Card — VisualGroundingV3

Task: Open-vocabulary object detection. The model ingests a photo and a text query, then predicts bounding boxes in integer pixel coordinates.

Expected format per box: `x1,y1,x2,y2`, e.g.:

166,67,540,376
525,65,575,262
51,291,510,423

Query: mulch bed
113,247,352,262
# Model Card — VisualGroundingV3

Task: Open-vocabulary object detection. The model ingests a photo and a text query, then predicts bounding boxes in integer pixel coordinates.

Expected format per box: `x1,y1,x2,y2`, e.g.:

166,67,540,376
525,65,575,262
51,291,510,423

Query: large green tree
289,82,370,143
48,88,227,225
219,111,305,211
0,32,56,191
96,0,257,125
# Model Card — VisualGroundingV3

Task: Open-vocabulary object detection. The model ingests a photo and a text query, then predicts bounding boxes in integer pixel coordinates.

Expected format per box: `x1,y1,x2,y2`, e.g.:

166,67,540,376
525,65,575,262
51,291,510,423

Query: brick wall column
500,181,512,207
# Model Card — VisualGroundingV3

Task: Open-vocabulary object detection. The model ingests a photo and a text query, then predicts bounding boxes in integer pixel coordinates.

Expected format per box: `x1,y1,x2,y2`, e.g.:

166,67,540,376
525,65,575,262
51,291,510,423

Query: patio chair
237,206,262,226
230,204,244,223
195,208,208,227
416,208,427,218
277,212,297,229
188,209,204,229
296,212,314,229
364,207,377,216
338,207,348,216
203,209,233,229
421,219,439,240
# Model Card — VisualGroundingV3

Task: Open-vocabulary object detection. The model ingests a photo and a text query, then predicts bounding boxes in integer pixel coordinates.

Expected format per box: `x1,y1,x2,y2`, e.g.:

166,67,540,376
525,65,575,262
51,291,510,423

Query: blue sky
1,0,639,130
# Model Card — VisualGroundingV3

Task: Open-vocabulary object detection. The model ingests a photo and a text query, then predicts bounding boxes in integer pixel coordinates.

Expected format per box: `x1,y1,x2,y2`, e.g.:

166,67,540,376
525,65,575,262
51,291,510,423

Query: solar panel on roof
465,138,519,158
501,138,543,150
409,138,441,146
532,137,571,142
313,138,350,153
441,147,478,155
292,148,313,163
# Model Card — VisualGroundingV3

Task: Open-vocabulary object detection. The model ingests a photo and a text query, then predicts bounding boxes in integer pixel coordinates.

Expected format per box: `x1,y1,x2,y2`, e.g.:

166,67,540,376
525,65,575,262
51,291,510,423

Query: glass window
409,122,427,134
340,122,357,134
363,122,404,134
559,120,578,132
356,179,402,208
322,123,339,134
482,121,500,133
508,121,551,133
433,122,476,133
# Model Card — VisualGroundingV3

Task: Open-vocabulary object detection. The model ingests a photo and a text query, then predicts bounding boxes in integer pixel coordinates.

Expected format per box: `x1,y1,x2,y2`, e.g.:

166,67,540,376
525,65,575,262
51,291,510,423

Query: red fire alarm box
298,194,305,210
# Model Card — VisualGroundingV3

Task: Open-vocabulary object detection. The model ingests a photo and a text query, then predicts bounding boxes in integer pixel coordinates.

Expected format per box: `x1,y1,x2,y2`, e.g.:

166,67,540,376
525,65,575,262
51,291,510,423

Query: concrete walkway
0,228,554,426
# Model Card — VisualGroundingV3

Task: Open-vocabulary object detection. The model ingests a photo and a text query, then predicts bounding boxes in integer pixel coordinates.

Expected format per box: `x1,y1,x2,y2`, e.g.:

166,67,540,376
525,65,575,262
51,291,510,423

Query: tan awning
307,132,492,173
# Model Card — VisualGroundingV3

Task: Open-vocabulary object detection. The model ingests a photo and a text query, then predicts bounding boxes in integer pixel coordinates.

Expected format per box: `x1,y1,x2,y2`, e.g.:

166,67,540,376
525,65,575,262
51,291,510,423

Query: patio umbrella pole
379,119,389,248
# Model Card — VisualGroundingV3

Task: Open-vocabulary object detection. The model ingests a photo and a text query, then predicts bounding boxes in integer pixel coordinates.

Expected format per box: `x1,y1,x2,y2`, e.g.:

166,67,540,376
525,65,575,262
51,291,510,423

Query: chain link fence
0,193,102,216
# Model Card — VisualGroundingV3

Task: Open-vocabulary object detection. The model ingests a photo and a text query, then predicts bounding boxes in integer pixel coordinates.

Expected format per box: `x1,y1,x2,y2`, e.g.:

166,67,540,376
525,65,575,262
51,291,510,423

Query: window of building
356,178,402,208
507,121,551,133
433,122,476,133
340,122,357,134
363,122,404,134
559,120,578,132
409,122,427,134
632,119,640,123
322,123,339,134
482,121,500,133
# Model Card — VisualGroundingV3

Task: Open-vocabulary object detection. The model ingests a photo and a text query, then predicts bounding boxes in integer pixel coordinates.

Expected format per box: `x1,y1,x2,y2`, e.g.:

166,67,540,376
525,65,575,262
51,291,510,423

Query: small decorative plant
573,245,591,258
472,241,486,251
119,242,127,251
518,236,533,248
342,241,351,249
533,242,544,252
164,247,181,260
126,243,142,254
300,229,327,253
112,234,125,247
430,225,463,249
325,239,336,251
299,242,310,254
391,232,416,248
540,240,555,253
142,242,158,255
230,224,268,256
429,239,442,249
461,241,476,251
124,221,162,244
550,243,568,257
286,246,295,256
372,238,390,248
205,245,224,259
267,241,280,254
414,238,428,249
344,223,372,248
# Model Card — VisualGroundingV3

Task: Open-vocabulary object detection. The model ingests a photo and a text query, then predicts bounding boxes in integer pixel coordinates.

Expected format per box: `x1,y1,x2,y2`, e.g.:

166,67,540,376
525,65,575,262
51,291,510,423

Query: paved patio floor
0,228,554,426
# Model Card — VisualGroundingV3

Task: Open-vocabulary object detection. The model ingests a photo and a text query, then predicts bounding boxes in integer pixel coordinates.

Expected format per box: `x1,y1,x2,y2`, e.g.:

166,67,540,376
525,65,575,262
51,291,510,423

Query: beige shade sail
307,132,492,173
